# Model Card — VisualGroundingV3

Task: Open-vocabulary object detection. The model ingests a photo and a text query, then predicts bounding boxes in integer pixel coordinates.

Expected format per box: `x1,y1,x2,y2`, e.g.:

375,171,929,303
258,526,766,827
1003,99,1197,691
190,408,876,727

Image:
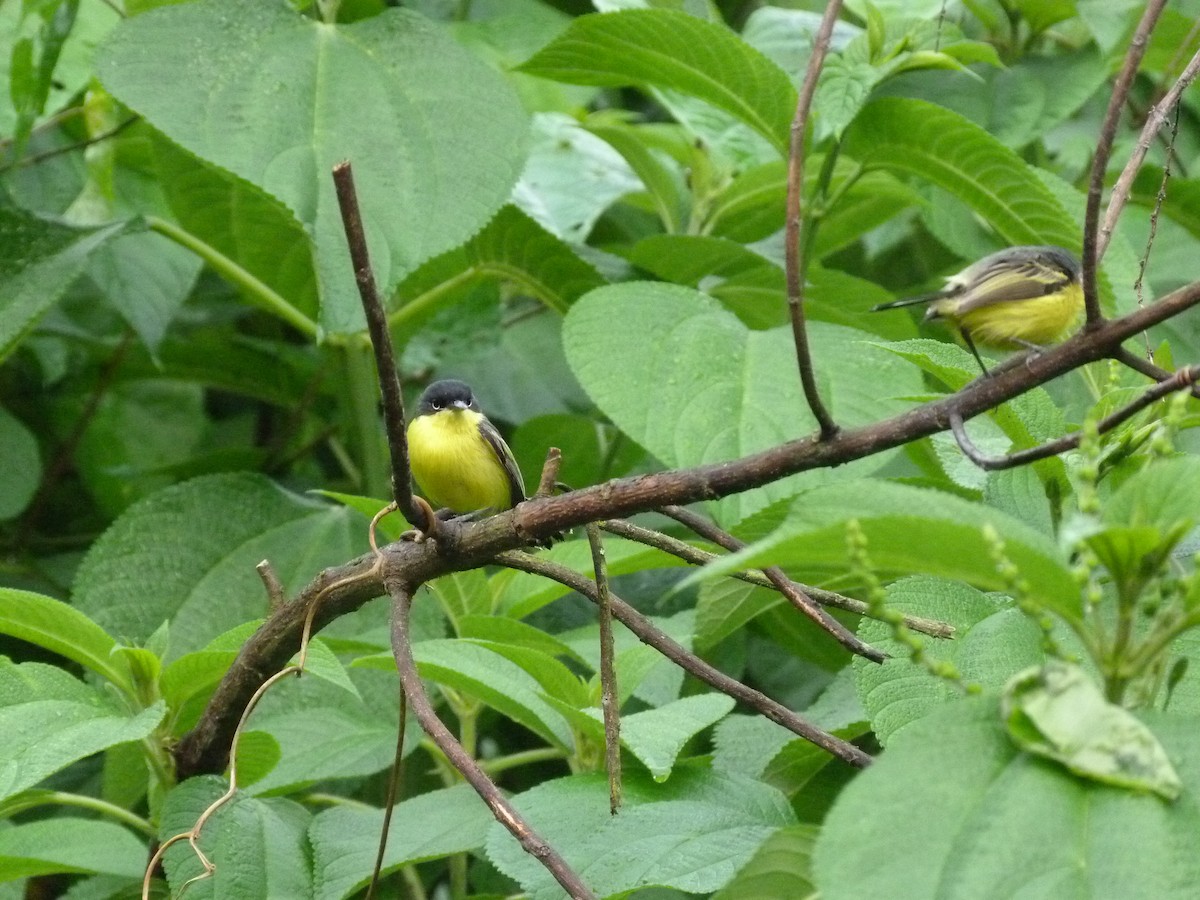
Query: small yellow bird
406,379,525,516
871,245,1083,373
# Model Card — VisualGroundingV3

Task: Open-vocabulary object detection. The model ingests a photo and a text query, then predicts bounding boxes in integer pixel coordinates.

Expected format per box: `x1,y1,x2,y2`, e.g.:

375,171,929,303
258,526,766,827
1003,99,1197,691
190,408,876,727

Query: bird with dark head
406,379,526,516
871,245,1083,373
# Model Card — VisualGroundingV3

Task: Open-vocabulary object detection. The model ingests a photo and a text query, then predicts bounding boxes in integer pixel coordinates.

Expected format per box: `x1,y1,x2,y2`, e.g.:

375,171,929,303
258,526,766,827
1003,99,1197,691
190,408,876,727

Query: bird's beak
451,399,470,411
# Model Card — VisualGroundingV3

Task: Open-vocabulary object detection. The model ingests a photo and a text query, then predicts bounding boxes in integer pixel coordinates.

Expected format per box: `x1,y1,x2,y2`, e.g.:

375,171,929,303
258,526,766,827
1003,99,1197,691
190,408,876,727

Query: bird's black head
417,379,478,415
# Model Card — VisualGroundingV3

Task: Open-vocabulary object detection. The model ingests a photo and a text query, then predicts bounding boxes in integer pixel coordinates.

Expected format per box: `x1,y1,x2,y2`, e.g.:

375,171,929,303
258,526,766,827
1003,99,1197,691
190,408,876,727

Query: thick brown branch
784,0,844,438
494,552,872,768
177,281,1200,778
331,161,422,526
386,577,595,900
1081,0,1167,322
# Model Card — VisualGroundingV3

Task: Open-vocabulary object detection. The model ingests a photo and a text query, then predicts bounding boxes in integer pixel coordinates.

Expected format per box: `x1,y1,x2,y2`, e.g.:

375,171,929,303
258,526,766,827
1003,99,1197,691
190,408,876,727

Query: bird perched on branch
870,245,1083,373
407,379,525,516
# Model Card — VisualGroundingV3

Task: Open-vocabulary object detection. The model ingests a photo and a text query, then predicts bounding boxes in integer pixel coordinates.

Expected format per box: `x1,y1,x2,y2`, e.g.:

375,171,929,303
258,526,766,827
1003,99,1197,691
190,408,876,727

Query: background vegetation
2,0,1200,897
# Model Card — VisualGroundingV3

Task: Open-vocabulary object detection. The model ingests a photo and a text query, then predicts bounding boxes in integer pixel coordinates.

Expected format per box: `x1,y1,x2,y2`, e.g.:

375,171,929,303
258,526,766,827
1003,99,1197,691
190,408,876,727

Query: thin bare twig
256,560,286,613
585,524,622,814
784,0,844,439
386,576,596,899
495,551,872,768
536,447,563,499
365,684,408,900
599,518,954,639
950,365,1200,470
660,506,885,663
331,161,424,528
1081,0,1168,322
1099,46,1200,259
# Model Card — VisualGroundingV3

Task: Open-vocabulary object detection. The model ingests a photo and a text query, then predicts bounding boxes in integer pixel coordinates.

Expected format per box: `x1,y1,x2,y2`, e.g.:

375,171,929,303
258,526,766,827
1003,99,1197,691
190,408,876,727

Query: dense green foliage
2,1,1200,897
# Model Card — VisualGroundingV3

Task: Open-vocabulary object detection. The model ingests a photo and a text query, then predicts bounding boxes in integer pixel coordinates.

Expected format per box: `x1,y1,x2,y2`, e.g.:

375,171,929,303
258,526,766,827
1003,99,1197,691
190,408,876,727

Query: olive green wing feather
478,417,526,508
951,257,1074,314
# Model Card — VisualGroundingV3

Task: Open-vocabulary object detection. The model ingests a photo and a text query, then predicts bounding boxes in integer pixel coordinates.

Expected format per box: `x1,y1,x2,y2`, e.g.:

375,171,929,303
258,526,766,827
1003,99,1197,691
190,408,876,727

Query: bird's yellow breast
407,409,514,514
935,282,1083,348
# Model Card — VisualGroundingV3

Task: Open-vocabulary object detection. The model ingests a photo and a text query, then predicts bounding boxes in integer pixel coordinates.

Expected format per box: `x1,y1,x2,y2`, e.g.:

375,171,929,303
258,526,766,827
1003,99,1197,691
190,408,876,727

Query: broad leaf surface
814,697,1200,899
0,818,146,880
486,766,795,900
73,473,365,659
518,10,795,154
563,284,923,523
310,784,492,899
0,660,163,803
98,2,527,333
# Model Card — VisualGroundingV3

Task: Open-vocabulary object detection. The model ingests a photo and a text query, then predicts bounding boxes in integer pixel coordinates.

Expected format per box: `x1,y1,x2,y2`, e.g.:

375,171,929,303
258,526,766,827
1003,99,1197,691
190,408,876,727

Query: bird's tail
870,290,948,312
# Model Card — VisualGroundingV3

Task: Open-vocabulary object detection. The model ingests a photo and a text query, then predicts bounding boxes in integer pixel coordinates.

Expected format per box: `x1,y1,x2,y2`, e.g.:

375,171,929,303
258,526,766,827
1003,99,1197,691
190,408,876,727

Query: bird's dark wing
952,256,1074,314
478,418,526,508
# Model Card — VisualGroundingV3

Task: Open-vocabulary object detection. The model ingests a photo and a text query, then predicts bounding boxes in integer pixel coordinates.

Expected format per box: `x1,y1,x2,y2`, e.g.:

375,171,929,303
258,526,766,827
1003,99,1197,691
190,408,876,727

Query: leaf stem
145,215,317,338
0,789,155,838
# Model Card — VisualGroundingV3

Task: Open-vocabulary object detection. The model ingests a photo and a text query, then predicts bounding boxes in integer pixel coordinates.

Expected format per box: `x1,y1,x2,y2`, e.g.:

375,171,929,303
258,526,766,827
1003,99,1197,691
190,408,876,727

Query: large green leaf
0,660,163,804
159,777,311,899
97,2,528,334
0,206,124,362
813,697,1200,899
0,409,39,520
518,10,795,154
152,137,319,330
711,823,820,900
72,473,365,659
562,283,924,523
0,589,131,692
688,480,1080,623
0,818,145,881
853,577,1043,744
843,98,1079,249
309,784,492,899
485,766,795,900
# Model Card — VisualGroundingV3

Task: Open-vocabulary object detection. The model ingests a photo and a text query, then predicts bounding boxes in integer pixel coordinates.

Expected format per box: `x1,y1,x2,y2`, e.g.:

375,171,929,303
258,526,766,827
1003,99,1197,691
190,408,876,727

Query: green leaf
490,536,682,619
0,589,131,692
563,284,924,523
358,638,573,749
814,696,1200,899
73,473,366,659
585,120,690,232
0,206,124,363
151,137,318,328
1104,456,1200,534
98,2,527,334
159,622,259,728
427,570,494,625
607,693,736,781
159,777,311,899
0,409,40,520
687,480,1080,622
843,98,1079,249
243,669,412,795
854,577,1043,744
0,659,164,803
510,112,641,245
486,766,795,900
1003,662,1182,800
711,823,819,900
310,784,492,899
0,818,146,880
395,204,604,325
696,580,783,651
87,226,202,353
518,10,795,154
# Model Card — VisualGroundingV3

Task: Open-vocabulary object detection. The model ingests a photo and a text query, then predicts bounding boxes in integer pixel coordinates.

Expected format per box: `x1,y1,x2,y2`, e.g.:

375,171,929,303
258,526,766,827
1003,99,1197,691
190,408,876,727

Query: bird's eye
431,401,442,410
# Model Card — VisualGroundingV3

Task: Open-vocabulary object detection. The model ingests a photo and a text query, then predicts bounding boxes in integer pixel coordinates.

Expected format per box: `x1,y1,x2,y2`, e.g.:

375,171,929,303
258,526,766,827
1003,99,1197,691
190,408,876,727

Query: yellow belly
407,410,514,514
937,283,1083,348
